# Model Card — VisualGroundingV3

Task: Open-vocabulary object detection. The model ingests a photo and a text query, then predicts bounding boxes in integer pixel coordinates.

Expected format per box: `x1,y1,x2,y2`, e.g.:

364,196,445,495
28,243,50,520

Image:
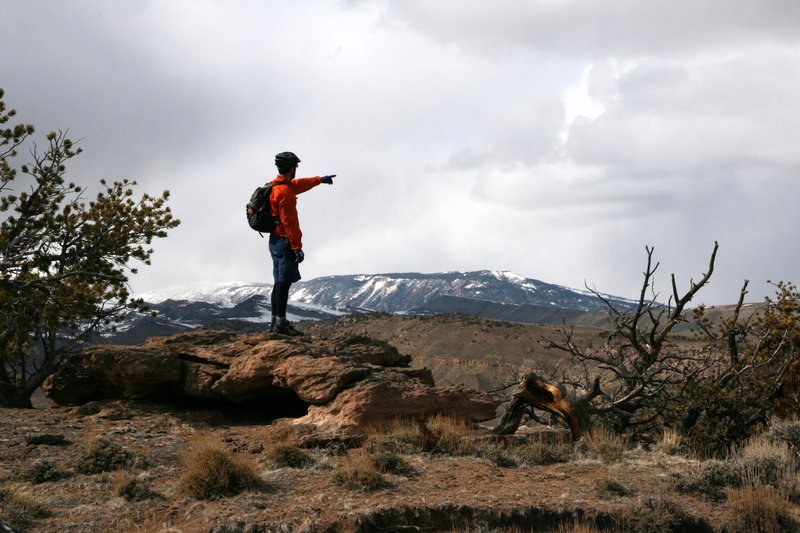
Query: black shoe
275,318,304,336
267,317,277,333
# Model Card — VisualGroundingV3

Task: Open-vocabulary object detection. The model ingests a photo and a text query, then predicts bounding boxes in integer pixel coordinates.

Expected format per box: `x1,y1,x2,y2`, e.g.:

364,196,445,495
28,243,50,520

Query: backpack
246,182,286,235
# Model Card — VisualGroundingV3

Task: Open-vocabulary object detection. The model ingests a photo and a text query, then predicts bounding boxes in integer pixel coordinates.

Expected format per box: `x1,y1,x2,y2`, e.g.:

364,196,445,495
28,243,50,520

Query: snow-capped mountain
290,270,635,313
136,281,274,308
111,271,635,345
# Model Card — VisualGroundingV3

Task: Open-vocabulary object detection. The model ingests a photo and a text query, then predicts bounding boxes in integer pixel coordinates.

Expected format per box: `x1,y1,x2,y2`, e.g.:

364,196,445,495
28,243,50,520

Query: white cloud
2,0,799,306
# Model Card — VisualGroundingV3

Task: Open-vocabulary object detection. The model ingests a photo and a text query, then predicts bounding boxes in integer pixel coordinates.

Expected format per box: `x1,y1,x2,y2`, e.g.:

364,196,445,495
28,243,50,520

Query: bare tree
493,242,720,439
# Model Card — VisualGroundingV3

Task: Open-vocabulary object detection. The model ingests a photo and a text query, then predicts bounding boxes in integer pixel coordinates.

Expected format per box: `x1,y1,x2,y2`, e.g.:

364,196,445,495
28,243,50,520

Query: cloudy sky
2,0,799,306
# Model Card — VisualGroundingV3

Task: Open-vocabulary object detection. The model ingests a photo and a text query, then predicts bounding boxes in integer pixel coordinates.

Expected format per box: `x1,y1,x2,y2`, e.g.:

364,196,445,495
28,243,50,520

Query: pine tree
0,89,180,407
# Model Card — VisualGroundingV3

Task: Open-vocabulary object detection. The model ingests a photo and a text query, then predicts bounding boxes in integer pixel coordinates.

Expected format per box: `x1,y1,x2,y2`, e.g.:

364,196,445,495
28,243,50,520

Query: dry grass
733,433,798,495
0,485,49,531
264,444,316,469
723,485,797,533
113,471,162,502
331,452,389,492
585,428,627,464
176,435,264,499
654,428,685,456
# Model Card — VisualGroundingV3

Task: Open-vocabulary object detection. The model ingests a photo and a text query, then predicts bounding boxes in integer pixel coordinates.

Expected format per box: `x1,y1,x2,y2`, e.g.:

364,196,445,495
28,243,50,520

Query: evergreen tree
0,89,180,407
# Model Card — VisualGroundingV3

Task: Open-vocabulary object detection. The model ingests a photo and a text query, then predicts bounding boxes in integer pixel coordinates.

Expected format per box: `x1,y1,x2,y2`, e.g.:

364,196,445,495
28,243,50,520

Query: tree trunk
492,373,598,441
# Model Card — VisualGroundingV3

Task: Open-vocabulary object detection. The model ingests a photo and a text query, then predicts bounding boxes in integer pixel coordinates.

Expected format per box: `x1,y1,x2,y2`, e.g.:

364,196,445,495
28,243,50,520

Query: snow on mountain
137,281,273,307
290,270,636,312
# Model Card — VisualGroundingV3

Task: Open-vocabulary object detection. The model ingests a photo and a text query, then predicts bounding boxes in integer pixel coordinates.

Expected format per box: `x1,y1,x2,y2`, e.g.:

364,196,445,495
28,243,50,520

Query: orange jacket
269,175,322,250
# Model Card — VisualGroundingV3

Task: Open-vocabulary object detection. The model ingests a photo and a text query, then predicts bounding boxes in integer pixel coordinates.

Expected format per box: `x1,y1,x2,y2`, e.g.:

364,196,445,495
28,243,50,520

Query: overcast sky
2,0,799,306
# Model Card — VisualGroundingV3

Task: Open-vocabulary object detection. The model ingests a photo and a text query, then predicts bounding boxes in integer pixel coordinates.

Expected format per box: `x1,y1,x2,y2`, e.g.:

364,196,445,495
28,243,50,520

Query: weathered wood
492,373,600,441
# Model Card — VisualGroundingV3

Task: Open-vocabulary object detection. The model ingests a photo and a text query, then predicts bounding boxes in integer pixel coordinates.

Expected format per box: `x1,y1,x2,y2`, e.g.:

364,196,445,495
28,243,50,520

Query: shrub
114,472,162,502
331,467,388,492
71,436,147,474
472,443,518,468
369,451,416,476
0,485,48,531
767,418,800,454
513,440,573,466
616,496,702,533
724,486,796,533
366,425,425,456
594,476,632,498
19,459,66,484
332,453,389,492
177,436,263,500
266,445,315,469
670,459,742,502
585,428,626,463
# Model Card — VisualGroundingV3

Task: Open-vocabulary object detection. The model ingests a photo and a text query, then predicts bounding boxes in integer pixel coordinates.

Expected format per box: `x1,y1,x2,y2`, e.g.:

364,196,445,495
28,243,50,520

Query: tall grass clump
654,427,685,456
733,434,798,497
585,428,627,463
331,453,389,492
176,436,263,499
723,486,796,533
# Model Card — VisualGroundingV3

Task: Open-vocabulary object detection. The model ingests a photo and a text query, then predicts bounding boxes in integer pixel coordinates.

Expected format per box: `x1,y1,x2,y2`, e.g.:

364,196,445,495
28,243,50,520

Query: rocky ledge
43,329,499,433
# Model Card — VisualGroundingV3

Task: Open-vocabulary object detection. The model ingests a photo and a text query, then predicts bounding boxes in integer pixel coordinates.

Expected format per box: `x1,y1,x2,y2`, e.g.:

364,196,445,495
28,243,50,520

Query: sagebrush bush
767,418,800,454
724,486,796,533
472,442,518,468
0,485,48,531
616,496,702,533
670,459,743,502
513,440,573,466
265,444,316,469
19,459,65,483
594,476,632,498
177,436,263,499
369,451,416,476
71,436,147,474
114,472,161,502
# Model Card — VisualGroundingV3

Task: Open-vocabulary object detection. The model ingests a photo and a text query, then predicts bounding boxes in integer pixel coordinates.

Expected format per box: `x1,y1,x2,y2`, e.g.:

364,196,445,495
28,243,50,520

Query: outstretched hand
321,174,336,184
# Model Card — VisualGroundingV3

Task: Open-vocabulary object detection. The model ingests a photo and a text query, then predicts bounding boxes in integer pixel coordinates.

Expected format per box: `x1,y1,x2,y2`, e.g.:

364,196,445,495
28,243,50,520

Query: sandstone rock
297,377,499,430
43,330,499,433
43,346,182,404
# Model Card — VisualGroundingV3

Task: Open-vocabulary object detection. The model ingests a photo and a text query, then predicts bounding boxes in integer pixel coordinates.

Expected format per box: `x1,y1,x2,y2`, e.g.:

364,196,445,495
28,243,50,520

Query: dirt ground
1,400,733,532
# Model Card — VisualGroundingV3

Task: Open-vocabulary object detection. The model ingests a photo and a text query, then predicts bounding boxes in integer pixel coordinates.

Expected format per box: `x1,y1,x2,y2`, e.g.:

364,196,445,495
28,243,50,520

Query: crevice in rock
177,353,230,369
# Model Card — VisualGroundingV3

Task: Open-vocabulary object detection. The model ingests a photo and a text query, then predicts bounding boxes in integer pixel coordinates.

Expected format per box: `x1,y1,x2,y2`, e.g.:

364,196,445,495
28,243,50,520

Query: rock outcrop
43,329,498,432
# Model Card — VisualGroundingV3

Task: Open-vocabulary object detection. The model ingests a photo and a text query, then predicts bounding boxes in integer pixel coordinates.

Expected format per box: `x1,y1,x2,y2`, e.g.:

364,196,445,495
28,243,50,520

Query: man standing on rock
268,151,335,335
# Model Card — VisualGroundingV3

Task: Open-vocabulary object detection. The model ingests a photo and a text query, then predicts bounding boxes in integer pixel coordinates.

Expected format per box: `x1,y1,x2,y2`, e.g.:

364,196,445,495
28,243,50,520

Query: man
268,151,334,335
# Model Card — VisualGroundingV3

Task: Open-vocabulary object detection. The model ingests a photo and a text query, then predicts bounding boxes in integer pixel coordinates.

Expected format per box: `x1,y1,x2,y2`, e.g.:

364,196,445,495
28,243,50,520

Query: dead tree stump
492,373,600,441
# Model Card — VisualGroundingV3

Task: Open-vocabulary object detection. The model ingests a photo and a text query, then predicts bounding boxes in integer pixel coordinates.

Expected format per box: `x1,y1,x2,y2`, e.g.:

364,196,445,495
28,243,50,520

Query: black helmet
275,151,301,167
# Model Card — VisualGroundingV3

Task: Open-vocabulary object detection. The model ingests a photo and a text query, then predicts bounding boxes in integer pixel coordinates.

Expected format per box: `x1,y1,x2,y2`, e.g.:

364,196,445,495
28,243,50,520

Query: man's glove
293,249,305,263
320,174,336,184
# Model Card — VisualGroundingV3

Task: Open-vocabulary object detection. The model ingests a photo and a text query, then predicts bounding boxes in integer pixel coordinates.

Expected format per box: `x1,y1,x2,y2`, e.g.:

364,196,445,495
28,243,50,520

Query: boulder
43,330,499,432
